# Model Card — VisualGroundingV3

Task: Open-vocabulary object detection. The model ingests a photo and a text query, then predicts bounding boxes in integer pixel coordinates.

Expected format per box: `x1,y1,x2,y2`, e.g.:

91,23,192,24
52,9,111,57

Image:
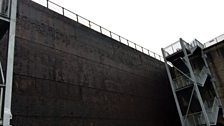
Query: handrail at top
0,0,11,18
31,0,163,61
204,34,224,48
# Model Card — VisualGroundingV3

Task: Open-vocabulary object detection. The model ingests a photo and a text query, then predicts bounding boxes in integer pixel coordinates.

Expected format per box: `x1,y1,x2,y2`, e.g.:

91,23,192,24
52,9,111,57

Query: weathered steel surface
205,42,224,117
7,0,180,125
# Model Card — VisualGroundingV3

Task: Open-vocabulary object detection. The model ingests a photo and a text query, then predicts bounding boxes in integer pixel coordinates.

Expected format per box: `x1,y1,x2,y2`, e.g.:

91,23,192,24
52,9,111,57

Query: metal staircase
162,38,222,126
195,66,209,87
205,97,219,125
0,0,17,125
184,97,219,126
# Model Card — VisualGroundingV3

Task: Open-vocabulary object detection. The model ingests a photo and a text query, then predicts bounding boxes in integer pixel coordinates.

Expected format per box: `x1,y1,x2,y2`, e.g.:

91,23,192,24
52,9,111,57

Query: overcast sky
33,0,224,55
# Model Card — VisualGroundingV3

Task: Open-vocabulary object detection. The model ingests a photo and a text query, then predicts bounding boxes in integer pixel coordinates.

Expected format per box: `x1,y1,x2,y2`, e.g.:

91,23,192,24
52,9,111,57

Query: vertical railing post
62,7,64,15
215,38,218,44
109,31,112,38
88,20,91,28
76,14,79,22
127,40,129,46
119,36,121,42
134,43,136,49
46,0,49,8
172,46,174,54
100,26,102,33
141,47,143,52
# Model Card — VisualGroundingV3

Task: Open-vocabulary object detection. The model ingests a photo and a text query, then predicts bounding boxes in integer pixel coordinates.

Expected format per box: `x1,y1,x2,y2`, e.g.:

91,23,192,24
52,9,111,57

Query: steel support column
180,39,210,126
3,0,17,125
161,48,184,125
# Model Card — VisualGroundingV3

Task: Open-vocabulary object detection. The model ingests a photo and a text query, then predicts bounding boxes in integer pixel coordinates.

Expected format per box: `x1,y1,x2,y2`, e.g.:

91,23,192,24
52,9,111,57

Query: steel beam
161,48,184,125
180,39,210,126
3,0,17,125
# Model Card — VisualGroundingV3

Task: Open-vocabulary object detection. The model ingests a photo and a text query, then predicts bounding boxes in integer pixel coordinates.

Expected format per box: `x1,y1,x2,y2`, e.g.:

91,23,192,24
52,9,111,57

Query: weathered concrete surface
204,41,224,114
8,0,179,125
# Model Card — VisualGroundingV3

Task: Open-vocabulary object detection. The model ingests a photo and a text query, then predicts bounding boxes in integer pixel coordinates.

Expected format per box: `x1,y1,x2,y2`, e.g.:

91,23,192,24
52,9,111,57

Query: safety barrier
31,0,164,61
0,0,10,18
204,34,224,48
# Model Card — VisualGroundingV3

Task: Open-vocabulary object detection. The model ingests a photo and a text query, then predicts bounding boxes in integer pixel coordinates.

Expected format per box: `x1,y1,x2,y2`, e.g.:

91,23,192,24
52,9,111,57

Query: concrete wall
204,42,224,114
7,0,179,125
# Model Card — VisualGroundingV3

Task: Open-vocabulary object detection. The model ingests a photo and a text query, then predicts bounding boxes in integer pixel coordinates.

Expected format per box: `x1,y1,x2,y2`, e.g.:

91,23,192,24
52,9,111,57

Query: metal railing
183,97,219,126
31,0,163,61
172,66,209,89
184,111,204,126
194,66,208,86
163,39,192,57
163,40,182,57
205,97,219,125
173,74,193,90
204,34,224,48
191,39,204,49
163,33,224,58
0,0,10,18
170,60,194,90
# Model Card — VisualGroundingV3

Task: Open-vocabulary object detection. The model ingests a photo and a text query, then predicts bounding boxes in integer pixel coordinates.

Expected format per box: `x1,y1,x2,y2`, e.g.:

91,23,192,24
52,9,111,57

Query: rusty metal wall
8,0,180,125
205,42,224,115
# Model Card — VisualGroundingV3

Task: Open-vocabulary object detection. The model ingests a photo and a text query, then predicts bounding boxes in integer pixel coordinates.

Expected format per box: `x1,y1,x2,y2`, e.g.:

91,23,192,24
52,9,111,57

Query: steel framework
162,38,221,126
0,0,17,125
